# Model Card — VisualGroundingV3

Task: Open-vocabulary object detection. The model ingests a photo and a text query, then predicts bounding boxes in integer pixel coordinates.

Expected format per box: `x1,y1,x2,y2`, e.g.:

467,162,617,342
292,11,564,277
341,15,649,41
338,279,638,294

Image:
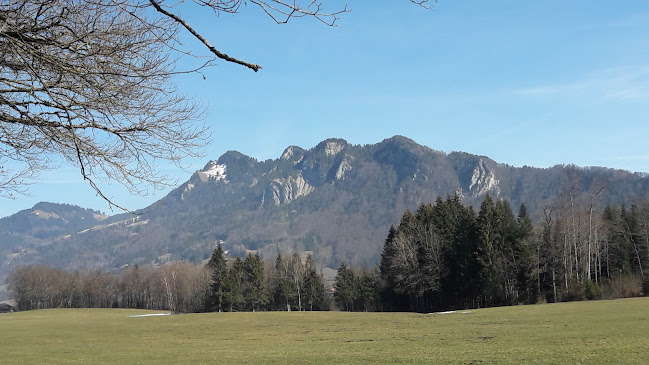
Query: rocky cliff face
2,136,648,282
266,173,315,206
466,158,500,197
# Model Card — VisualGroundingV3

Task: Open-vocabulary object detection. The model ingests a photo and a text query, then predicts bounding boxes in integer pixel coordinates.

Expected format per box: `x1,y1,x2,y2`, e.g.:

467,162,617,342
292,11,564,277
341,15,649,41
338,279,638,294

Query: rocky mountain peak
280,145,306,163
5,136,648,285
315,138,347,157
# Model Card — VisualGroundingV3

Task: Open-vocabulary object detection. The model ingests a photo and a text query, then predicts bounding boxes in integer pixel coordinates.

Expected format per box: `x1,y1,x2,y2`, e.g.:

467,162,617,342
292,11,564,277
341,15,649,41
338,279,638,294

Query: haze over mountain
1,136,648,292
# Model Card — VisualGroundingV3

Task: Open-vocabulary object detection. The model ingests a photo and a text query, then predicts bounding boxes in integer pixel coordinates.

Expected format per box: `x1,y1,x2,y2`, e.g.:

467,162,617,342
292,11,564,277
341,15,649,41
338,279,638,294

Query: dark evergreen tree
414,203,443,311
379,211,421,310
223,257,245,311
495,199,518,305
243,253,268,311
516,203,538,304
604,206,632,276
334,263,357,311
476,194,499,307
355,268,382,312
379,225,398,286
272,253,294,311
302,255,326,311
379,225,407,310
207,245,227,312
441,196,479,309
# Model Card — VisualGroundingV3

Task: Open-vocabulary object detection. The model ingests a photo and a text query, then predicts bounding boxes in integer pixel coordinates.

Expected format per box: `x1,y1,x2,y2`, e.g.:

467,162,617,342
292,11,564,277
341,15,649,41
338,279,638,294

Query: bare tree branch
1,0,209,211
148,0,263,72
0,0,430,211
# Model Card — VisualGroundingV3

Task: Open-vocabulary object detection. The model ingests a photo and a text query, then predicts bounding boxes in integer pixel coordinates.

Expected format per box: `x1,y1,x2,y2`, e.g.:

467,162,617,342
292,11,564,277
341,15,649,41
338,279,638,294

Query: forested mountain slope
1,136,648,286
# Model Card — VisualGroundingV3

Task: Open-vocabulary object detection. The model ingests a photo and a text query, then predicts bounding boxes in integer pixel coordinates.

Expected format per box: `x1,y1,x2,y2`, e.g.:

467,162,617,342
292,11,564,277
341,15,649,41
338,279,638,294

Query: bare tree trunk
595,231,600,284
632,241,645,279
552,269,557,303
162,271,177,314
587,184,606,282
537,243,541,295
588,204,593,281
569,190,580,283
564,233,569,290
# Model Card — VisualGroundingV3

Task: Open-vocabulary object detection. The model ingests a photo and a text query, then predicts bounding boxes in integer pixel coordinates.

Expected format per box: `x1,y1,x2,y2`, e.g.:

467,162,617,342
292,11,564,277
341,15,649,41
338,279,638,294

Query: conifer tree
243,253,268,312
207,245,227,312
495,199,518,304
334,263,357,311
476,194,498,306
380,225,398,287
302,255,326,311
516,203,538,303
272,253,294,311
605,206,632,275
224,257,245,312
442,196,479,309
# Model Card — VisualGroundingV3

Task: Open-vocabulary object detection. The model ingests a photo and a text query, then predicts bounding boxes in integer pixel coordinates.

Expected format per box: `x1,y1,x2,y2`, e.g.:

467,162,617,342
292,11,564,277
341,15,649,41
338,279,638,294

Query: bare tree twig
0,0,430,211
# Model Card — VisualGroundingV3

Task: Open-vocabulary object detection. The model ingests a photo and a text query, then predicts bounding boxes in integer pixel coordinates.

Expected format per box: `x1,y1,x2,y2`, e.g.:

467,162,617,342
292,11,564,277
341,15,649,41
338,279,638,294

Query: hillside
1,136,648,285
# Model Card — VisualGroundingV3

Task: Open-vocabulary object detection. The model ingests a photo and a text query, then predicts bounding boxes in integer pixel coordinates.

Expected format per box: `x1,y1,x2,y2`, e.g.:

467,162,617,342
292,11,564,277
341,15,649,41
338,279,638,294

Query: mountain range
1,136,648,294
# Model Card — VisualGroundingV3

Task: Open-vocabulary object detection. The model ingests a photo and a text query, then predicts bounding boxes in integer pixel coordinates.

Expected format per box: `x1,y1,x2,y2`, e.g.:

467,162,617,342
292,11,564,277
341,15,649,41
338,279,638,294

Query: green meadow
1,298,647,364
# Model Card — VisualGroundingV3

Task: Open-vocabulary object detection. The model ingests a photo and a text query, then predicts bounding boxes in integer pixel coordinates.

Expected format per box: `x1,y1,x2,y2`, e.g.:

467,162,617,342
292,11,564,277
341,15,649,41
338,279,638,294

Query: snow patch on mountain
197,161,227,183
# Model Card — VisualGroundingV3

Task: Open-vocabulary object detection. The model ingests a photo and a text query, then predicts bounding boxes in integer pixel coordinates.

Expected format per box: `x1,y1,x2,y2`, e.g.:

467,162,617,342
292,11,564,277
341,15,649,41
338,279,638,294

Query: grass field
1,298,648,364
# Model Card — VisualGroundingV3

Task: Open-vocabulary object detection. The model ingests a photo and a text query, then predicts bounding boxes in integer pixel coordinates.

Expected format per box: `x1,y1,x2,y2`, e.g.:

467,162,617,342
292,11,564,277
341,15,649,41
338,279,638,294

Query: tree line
334,192,649,312
207,246,329,312
8,183,649,313
8,250,330,313
7,263,211,312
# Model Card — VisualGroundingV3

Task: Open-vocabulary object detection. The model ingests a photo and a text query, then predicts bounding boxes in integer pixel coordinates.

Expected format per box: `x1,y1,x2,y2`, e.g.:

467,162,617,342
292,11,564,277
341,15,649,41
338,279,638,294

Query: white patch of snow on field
428,310,473,315
128,313,172,318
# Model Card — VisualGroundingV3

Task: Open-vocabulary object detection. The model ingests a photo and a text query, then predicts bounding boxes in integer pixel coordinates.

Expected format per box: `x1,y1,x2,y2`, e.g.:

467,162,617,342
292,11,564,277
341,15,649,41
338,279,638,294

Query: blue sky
2,0,649,218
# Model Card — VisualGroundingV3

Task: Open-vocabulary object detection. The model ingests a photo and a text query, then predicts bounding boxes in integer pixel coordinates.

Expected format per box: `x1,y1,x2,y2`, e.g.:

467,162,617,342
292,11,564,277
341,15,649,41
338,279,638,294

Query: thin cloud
605,155,649,162
515,65,649,101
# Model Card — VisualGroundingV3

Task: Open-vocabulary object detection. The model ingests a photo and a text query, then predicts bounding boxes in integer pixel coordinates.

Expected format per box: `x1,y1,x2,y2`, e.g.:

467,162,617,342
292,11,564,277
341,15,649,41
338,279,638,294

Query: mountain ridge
1,135,648,292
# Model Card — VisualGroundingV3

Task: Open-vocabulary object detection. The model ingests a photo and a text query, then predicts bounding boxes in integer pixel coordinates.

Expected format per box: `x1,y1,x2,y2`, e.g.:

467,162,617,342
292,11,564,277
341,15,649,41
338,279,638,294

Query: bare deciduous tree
0,0,431,210
1,0,208,209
